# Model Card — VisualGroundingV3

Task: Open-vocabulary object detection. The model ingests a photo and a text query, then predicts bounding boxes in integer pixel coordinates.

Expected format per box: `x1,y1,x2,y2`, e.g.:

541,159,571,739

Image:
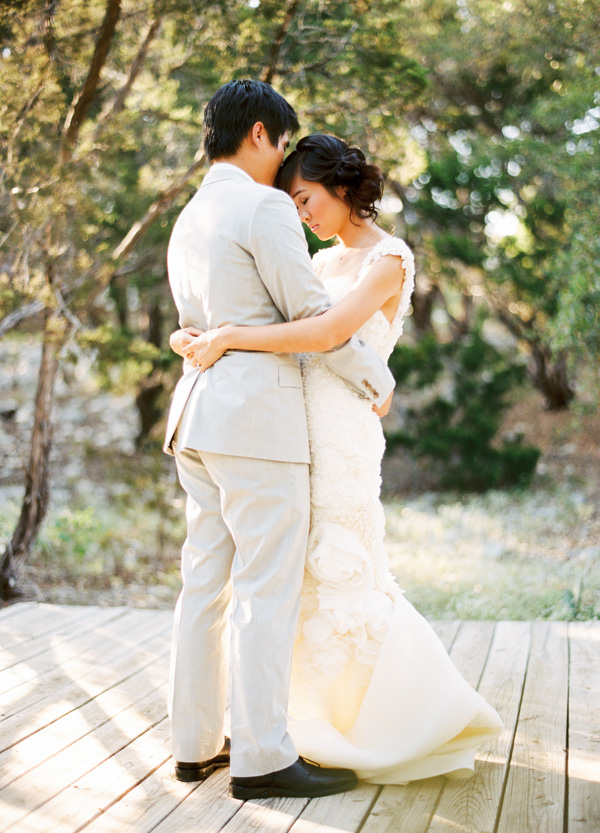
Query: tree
0,0,213,599
385,0,600,408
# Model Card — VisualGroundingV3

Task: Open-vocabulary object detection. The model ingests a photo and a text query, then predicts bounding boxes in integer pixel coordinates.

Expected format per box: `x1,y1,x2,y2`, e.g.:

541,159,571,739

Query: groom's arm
249,189,395,406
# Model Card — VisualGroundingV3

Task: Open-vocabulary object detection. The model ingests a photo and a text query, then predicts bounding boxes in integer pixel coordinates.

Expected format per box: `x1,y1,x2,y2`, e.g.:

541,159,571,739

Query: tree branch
94,15,162,137
138,109,203,128
75,149,206,317
0,302,46,338
60,0,122,162
111,150,206,262
260,0,302,85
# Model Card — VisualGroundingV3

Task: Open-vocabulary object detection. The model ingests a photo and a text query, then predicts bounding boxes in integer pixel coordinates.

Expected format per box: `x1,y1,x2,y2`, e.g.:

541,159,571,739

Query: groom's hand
372,389,393,418
170,327,204,358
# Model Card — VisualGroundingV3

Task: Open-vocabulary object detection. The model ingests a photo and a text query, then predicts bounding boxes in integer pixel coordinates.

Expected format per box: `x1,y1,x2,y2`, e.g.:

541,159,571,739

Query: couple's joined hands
170,326,229,371
169,326,393,418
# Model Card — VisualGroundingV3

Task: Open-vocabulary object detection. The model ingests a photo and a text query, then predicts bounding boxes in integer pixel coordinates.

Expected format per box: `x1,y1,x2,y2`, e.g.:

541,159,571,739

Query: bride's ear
336,184,350,202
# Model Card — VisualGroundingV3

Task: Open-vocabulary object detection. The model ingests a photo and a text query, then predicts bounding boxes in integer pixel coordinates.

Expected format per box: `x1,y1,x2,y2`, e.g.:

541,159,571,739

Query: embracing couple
164,79,502,800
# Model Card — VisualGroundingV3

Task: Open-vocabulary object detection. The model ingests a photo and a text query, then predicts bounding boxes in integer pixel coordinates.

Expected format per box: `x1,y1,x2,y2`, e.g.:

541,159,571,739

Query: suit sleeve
249,188,395,406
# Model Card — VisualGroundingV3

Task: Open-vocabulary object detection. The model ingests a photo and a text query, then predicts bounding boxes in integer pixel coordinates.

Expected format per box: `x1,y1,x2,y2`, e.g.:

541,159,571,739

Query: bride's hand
372,389,393,418
183,327,231,371
170,327,204,357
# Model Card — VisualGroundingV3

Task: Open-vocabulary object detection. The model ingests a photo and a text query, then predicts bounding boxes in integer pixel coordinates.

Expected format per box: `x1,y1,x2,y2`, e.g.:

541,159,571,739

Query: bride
170,134,502,784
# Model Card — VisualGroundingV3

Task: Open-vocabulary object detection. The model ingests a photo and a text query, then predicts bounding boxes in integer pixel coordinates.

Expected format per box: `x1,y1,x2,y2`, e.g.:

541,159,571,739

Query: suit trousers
169,442,310,777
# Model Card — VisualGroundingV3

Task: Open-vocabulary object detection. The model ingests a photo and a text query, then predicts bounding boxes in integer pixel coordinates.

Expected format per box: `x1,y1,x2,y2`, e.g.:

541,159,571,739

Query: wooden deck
0,603,597,833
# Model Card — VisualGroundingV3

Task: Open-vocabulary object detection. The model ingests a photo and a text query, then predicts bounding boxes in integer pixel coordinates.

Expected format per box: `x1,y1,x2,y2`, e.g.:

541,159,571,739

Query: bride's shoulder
362,236,415,280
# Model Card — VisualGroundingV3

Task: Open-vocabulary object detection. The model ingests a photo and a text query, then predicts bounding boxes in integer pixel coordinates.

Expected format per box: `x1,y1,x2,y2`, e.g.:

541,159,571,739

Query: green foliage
391,0,600,406
75,324,168,391
387,331,540,491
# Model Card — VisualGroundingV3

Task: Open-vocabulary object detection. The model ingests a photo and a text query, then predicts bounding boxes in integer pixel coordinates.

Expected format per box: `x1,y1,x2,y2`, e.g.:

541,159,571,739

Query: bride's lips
310,224,319,233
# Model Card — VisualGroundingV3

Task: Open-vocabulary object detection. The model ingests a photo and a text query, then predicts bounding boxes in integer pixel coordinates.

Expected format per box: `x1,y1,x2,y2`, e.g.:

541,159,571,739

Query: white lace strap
358,237,415,322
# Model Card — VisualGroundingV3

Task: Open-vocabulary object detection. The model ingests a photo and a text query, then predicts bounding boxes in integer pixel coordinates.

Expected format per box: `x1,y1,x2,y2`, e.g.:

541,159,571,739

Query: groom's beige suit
165,162,395,777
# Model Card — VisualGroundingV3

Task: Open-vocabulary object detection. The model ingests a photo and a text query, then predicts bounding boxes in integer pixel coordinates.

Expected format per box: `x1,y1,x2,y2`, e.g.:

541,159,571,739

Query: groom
164,79,395,799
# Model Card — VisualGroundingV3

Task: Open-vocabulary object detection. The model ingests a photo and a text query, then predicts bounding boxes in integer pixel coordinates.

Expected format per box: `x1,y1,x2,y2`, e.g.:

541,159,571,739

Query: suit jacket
164,163,395,464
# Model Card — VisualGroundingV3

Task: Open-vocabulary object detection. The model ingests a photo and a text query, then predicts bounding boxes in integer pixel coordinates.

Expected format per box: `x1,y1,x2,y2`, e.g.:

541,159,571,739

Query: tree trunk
495,307,576,410
411,283,440,334
108,275,129,329
0,318,64,602
135,300,165,445
530,344,575,410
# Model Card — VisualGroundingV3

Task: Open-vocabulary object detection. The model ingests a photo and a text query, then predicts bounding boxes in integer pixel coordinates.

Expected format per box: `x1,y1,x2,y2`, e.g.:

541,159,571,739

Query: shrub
387,331,540,491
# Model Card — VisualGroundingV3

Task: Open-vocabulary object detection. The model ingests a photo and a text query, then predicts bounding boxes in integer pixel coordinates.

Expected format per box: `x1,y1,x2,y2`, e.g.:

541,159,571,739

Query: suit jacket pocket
278,364,303,388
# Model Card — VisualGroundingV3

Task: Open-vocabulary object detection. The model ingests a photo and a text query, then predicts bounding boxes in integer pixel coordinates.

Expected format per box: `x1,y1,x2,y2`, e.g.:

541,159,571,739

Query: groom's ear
249,121,267,149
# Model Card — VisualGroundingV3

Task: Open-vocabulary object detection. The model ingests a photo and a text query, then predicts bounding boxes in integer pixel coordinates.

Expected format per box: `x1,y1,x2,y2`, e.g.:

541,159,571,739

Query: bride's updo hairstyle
277,134,384,221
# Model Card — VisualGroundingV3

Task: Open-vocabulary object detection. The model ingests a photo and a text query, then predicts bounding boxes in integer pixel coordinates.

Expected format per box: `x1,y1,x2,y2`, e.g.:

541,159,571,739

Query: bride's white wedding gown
288,237,503,784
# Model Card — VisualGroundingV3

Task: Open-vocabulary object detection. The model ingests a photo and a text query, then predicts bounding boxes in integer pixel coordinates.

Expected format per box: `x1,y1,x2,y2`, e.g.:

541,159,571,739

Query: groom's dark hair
203,80,300,162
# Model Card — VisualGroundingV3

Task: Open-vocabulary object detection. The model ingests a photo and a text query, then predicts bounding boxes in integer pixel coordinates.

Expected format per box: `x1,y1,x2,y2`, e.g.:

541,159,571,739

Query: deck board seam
564,623,571,833
347,785,384,833
473,621,497,691
492,621,532,833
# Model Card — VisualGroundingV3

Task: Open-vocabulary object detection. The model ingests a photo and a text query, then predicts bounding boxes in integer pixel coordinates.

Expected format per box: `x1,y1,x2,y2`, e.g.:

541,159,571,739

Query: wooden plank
7,717,171,833
0,628,170,752
0,605,127,669
443,620,496,689
147,767,244,833
0,609,171,717
496,622,568,833
78,757,218,833
361,779,446,833
0,682,168,831
430,621,461,652
0,608,167,699
222,795,309,833
0,603,84,647
0,650,169,789
291,784,380,832
567,621,600,833
427,621,531,833
0,601,39,625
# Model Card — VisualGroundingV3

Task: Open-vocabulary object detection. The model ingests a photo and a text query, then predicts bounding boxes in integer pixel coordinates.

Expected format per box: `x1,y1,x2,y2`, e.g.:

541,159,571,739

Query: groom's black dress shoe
174,737,231,782
229,757,358,799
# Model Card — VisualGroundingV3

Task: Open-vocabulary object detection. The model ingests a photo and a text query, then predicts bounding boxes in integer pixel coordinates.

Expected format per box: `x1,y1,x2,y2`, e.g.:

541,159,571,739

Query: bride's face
289,173,349,241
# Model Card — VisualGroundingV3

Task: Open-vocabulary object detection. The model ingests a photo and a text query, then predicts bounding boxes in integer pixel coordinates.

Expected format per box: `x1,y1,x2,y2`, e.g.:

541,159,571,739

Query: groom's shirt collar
207,162,255,183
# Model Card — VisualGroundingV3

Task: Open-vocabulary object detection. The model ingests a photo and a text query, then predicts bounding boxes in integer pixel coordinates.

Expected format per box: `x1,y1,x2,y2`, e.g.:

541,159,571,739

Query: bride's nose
299,206,310,223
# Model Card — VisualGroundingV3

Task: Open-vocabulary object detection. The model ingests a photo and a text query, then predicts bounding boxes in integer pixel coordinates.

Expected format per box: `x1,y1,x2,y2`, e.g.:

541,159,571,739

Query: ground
1,337,599,618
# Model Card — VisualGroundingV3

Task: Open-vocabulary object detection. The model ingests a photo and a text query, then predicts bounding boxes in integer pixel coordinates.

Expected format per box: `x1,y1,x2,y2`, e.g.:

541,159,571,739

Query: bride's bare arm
184,255,405,369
